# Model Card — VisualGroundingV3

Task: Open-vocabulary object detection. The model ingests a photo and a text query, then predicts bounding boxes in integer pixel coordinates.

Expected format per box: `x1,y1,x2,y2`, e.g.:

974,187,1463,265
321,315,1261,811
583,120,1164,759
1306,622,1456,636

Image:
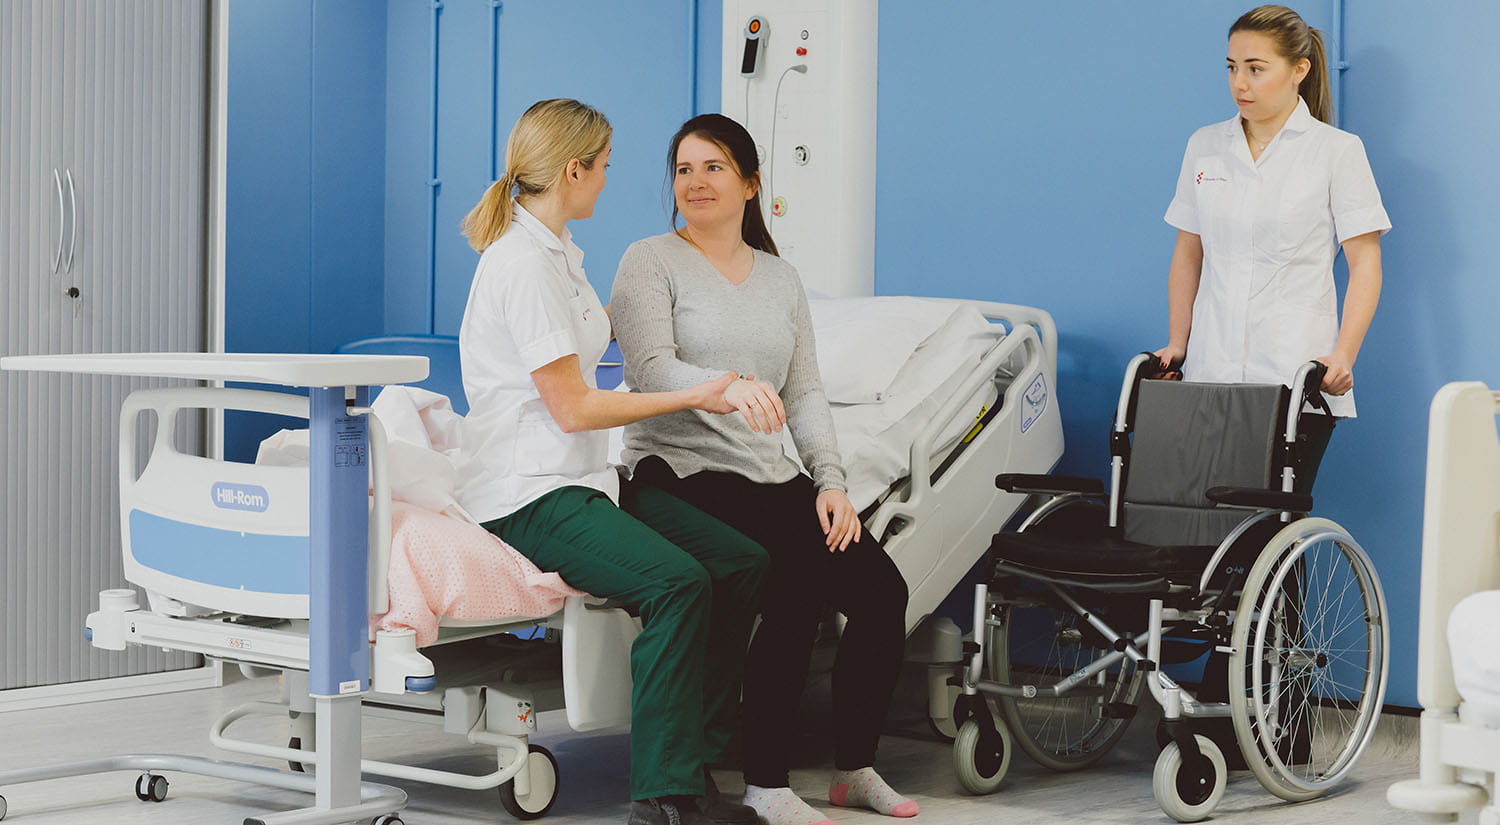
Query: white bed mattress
1450,589,1500,726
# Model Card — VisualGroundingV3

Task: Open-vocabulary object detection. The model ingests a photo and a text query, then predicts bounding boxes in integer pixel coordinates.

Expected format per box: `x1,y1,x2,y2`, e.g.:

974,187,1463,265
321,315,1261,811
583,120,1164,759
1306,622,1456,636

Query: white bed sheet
810,304,998,509
1450,589,1500,727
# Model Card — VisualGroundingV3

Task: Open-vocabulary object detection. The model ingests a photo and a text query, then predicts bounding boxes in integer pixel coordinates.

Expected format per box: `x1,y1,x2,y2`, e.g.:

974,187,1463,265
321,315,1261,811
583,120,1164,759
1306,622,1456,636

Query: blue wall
225,1,1500,706
1334,2,1500,705
382,0,703,335
225,0,388,460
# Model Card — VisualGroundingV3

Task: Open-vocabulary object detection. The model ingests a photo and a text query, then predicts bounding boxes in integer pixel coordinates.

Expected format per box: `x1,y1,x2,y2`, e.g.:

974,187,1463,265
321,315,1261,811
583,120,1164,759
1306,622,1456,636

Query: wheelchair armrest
996,473,1106,497
1206,486,1312,512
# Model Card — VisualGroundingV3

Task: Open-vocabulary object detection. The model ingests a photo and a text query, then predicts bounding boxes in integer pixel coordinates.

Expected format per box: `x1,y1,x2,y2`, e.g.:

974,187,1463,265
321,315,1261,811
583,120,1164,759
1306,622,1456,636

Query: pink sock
829,767,918,818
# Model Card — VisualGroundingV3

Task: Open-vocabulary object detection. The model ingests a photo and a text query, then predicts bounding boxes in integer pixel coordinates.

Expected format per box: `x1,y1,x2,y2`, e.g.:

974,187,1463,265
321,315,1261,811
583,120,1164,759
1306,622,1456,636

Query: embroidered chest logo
1196,171,1228,184
581,307,592,321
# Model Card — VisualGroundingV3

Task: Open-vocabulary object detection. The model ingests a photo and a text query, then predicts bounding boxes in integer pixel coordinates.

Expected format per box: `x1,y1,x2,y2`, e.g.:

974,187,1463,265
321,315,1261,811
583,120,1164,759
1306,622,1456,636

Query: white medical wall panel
1,0,208,690
721,0,876,298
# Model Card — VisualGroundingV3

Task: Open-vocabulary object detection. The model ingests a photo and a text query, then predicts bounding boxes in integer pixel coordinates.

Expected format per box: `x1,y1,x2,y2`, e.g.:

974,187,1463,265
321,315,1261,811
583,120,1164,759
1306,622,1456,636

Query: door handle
52,168,64,273
64,168,78,274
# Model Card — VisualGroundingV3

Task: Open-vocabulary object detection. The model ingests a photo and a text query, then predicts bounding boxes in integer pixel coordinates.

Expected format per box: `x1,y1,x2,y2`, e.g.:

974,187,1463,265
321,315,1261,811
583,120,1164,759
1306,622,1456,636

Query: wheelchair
949,354,1390,822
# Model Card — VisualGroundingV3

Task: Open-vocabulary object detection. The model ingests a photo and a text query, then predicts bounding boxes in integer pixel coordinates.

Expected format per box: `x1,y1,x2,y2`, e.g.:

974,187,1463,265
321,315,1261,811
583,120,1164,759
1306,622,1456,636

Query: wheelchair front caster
134,772,168,803
371,815,404,825
498,744,559,820
952,719,1012,795
1153,734,1226,822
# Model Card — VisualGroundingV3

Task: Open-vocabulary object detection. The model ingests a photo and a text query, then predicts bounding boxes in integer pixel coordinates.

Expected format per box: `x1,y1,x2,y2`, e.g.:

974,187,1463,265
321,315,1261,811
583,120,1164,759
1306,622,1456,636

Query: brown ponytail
1230,5,1334,125
1301,27,1332,125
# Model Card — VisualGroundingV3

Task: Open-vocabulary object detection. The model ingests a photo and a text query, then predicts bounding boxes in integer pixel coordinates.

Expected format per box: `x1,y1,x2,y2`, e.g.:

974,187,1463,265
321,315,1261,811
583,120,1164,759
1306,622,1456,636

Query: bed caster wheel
927,682,960,742
134,772,169,803
288,736,310,772
952,719,1012,795
371,815,404,825
498,744,559,820
1152,735,1226,823
1,792,8,820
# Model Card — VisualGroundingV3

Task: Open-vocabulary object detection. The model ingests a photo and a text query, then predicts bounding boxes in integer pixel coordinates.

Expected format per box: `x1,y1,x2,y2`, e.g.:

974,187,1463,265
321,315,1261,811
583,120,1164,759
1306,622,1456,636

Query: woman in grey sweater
611,114,917,825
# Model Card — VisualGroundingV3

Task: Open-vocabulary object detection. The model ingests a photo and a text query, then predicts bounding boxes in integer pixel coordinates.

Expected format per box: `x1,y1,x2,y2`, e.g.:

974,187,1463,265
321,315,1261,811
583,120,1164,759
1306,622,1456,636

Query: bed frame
1388,381,1500,822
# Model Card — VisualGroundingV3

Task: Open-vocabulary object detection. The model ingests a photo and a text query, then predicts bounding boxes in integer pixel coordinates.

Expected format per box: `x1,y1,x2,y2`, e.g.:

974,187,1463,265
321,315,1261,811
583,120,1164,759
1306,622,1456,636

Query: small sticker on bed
1021,375,1048,434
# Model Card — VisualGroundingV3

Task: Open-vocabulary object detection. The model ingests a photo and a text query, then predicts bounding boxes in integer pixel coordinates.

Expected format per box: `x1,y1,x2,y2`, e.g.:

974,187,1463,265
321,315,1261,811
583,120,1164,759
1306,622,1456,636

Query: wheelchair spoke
1230,527,1386,797
991,589,1142,771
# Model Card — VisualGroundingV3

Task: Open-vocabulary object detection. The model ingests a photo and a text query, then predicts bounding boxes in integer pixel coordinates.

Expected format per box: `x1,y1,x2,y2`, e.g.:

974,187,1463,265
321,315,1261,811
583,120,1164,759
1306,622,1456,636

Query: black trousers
633,457,909,788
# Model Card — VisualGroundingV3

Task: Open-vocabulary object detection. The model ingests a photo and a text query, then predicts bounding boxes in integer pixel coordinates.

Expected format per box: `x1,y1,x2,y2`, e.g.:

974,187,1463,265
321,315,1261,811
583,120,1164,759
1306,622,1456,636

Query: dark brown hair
665,114,778,255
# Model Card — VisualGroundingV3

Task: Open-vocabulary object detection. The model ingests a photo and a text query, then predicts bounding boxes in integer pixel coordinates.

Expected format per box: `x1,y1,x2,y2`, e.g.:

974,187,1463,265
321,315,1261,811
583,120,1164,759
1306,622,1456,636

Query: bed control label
211,481,269,512
1021,374,1048,434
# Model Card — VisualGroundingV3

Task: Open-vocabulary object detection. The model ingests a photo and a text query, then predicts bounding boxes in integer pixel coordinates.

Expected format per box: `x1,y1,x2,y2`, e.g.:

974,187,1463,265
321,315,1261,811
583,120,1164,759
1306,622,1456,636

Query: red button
796,46,807,56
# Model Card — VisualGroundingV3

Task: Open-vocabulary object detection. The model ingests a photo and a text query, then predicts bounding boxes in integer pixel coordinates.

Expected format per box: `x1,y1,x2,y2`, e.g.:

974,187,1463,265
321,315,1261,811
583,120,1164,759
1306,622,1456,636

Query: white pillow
808,297,963,404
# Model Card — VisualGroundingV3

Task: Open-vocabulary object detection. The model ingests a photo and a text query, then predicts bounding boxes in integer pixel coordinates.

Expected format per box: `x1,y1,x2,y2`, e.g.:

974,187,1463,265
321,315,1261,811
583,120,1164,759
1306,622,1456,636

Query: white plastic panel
722,0,877,297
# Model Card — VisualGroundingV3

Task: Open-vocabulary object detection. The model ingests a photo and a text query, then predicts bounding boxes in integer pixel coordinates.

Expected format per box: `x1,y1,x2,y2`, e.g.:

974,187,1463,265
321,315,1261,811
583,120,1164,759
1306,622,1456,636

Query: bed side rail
919,298,1058,379
866,319,1045,538
118,387,393,615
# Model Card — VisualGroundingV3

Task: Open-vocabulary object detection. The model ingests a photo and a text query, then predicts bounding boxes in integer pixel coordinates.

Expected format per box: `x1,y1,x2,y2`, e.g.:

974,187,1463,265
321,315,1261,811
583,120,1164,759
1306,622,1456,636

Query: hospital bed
0,296,1062,822
1388,381,1500,823
0,352,426,825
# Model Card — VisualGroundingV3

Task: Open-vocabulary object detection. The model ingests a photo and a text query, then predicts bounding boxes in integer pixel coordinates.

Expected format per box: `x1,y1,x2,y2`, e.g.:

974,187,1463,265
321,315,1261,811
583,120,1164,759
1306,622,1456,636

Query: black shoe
628,796,712,825
701,770,758,825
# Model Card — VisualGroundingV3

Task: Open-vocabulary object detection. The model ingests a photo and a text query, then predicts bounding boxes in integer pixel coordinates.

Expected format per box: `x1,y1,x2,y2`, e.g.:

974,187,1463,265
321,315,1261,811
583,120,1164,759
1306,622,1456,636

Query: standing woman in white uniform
1155,4,1389,491
457,99,782,825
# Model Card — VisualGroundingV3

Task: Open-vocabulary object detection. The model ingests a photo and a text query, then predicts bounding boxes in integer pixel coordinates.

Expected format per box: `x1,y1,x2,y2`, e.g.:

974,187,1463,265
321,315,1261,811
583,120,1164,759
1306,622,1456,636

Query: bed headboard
1418,381,1500,710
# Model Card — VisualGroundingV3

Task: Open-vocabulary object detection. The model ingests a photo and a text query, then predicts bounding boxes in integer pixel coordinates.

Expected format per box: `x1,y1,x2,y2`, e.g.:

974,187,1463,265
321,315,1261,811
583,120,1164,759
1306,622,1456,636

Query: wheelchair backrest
1122,379,1289,547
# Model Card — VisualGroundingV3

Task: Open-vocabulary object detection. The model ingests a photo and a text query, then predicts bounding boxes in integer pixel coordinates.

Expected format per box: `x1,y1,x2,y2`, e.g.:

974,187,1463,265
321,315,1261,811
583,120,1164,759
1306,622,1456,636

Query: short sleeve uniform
458,202,617,522
1164,97,1390,417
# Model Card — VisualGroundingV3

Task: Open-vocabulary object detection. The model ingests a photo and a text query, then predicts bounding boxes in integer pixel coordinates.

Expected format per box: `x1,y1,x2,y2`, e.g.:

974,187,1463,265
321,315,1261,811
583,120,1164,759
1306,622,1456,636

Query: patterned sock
828,767,919,818
742,784,834,825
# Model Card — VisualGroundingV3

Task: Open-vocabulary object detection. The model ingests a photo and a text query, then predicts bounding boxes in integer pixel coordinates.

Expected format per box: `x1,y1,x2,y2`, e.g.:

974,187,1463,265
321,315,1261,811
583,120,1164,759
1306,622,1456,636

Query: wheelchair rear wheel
1228,517,1388,802
989,591,1144,771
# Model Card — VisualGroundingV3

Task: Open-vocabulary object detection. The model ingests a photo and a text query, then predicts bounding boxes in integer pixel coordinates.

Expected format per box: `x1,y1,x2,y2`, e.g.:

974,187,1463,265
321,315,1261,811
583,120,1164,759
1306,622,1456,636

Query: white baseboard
0,662,223,714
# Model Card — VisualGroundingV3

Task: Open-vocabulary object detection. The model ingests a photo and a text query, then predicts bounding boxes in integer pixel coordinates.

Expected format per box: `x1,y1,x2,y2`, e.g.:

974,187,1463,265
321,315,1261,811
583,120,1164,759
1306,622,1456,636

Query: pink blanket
370,501,584,647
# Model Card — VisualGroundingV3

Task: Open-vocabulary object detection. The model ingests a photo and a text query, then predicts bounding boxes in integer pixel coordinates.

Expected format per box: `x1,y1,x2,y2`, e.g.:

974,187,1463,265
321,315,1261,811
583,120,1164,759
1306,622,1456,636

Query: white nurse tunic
1164,97,1391,417
457,202,617,523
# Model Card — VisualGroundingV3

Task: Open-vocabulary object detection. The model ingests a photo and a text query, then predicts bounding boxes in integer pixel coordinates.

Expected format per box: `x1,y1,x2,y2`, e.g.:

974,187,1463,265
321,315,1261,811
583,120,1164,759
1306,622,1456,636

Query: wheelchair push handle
1299,360,1333,415
1139,350,1183,381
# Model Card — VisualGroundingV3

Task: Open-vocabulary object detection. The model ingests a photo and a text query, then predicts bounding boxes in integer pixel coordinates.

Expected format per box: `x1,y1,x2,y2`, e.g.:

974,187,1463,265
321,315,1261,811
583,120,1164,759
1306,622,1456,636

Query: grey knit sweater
611,232,846,492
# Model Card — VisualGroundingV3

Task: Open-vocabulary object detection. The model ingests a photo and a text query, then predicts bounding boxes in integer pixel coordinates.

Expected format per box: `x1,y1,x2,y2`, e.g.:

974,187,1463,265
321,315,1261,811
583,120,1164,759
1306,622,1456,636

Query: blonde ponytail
460,99,612,253
461,173,518,252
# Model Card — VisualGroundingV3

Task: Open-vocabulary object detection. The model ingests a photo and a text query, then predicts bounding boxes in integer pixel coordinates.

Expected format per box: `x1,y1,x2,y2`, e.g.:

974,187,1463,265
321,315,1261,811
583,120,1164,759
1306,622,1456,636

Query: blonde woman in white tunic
1154,4,1389,490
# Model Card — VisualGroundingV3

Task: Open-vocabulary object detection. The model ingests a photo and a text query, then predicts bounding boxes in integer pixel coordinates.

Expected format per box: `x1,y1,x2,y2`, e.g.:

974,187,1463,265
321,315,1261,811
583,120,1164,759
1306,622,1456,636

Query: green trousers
484,483,767,800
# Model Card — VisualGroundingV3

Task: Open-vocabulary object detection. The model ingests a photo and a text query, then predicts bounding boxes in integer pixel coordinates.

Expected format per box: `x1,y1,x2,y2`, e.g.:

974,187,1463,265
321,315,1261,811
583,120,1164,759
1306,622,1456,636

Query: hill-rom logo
211,482,269,512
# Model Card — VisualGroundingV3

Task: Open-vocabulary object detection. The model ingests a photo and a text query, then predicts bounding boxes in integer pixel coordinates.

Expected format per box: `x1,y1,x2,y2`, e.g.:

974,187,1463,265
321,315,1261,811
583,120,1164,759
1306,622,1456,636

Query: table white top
0,352,429,388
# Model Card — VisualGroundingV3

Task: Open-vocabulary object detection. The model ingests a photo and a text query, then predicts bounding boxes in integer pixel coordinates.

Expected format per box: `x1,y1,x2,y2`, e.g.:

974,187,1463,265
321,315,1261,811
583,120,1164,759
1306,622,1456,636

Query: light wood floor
0,664,1427,825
